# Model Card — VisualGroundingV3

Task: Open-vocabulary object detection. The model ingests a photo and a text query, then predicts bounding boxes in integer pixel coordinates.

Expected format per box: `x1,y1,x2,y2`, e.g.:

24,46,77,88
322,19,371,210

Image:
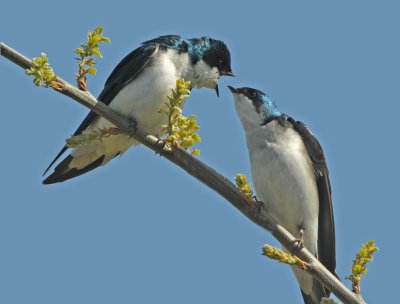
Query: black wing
43,42,160,175
287,117,337,294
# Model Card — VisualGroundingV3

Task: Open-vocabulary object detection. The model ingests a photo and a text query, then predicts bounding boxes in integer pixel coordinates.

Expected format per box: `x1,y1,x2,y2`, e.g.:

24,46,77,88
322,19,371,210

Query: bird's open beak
228,85,238,93
215,71,235,96
215,84,220,97
221,71,235,77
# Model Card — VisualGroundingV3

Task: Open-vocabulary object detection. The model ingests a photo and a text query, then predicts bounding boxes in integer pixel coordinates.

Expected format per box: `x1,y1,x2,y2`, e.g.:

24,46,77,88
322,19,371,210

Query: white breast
70,49,190,169
93,49,189,134
246,121,320,294
247,121,319,251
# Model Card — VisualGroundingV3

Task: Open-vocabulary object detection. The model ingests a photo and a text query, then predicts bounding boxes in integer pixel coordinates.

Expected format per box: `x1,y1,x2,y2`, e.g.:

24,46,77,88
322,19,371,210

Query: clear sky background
1,1,398,303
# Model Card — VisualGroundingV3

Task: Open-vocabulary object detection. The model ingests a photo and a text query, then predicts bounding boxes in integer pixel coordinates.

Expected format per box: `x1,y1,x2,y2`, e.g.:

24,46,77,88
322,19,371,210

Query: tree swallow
42,35,233,184
228,86,336,304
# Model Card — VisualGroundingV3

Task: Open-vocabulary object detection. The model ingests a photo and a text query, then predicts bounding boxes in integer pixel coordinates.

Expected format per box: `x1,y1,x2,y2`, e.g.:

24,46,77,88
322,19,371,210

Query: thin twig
1,42,365,304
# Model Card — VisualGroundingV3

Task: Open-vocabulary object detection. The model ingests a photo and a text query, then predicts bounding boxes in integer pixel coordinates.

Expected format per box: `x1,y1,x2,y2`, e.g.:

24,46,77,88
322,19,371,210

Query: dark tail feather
301,278,329,304
42,154,105,184
43,145,69,176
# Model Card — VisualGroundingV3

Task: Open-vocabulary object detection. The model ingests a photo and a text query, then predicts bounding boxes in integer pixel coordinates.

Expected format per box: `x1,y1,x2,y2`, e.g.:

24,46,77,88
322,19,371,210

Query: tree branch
1,42,365,304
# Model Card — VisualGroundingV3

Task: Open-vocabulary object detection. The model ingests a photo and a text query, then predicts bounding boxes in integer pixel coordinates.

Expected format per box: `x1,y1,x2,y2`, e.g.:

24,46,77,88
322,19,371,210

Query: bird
42,35,233,184
228,86,336,304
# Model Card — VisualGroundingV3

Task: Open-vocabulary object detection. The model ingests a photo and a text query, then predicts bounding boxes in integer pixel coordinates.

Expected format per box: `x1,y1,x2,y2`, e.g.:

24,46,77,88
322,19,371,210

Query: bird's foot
252,196,264,213
128,118,137,135
292,229,305,253
154,138,167,156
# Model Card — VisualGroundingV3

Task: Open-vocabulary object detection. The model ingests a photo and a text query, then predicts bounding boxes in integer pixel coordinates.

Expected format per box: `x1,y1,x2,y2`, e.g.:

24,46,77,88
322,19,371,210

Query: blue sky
1,1,398,303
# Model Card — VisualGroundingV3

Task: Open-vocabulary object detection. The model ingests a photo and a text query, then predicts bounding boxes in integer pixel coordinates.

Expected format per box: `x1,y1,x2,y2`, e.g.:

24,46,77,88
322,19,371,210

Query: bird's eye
249,91,257,98
218,59,224,67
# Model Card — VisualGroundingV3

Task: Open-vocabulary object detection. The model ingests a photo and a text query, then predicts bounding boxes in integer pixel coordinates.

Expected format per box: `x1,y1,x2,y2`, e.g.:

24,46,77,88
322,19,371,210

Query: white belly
93,53,178,135
70,52,180,169
247,122,319,294
251,144,319,247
